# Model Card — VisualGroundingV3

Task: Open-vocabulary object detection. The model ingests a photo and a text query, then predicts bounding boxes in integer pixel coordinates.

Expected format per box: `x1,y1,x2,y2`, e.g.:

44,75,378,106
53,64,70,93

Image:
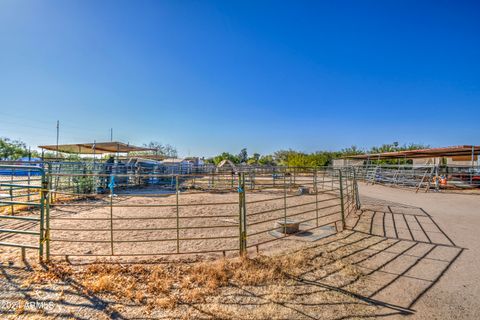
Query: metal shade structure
38,141,154,154
344,145,480,160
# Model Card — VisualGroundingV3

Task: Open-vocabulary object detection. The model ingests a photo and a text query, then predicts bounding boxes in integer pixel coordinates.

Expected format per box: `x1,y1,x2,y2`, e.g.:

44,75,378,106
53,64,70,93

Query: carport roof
38,141,154,154
344,145,480,160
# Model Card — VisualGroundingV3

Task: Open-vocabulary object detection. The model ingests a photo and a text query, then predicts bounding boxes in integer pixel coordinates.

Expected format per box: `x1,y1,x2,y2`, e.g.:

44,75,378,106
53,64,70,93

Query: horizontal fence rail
0,164,359,261
0,165,48,260
353,164,480,191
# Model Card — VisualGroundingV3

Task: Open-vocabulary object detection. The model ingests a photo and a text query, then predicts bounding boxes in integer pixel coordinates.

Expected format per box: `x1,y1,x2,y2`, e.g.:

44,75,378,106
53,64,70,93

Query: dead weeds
23,245,368,317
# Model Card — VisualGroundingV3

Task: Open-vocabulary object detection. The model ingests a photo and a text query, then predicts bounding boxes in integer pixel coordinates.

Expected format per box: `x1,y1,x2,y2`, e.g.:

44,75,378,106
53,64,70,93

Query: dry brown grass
25,248,327,309
21,244,372,319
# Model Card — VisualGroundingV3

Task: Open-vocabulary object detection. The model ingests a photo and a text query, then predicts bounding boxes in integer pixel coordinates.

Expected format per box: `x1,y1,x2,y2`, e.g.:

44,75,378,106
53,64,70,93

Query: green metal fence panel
0,165,48,261
0,165,358,261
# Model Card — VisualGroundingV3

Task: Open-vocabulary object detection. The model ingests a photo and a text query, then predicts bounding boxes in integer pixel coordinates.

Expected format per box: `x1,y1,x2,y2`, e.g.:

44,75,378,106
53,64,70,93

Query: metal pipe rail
1,165,360,261
0,164,48,260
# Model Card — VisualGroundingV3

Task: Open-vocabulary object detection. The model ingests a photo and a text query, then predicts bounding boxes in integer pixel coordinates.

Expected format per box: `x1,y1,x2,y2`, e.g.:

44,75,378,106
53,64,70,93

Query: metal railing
0,165,359,261
355,164,480,191
0,165,49,260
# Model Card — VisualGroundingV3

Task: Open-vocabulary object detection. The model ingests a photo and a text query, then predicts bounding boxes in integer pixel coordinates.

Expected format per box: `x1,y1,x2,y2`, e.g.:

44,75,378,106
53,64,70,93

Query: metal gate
0,165,49,260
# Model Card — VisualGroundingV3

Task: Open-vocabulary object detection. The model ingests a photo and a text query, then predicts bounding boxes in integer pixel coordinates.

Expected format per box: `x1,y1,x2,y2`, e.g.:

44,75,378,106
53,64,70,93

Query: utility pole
110,128,113,142
56,120,60,158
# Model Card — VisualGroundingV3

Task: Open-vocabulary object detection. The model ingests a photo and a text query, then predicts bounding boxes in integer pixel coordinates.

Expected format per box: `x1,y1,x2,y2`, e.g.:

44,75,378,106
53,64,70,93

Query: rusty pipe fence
0,166,359,261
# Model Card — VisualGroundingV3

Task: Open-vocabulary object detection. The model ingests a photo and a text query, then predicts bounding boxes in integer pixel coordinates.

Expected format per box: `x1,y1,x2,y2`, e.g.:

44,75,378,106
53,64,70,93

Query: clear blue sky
0,0,479,157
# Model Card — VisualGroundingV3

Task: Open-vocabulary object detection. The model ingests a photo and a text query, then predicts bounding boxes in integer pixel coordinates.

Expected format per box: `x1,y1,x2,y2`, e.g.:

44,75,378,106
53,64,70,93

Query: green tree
247,152,261,164
238,148,248,163
258,155,276,166
273,149,294,165
0,137,32,160
131,141,178,158
210,152,240,165
341,145,364,156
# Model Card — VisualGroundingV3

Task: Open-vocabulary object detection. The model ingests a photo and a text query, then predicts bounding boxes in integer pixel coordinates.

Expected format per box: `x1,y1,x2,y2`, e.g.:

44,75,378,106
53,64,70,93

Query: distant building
161,158,193,174
184,157,205,166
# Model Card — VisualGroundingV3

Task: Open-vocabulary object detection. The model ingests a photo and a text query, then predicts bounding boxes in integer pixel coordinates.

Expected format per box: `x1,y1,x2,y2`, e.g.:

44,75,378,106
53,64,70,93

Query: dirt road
357,182,480,319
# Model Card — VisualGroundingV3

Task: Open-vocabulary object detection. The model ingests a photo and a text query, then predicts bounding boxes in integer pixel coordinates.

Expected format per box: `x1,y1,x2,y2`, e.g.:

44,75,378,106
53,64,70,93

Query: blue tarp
0,158,43,176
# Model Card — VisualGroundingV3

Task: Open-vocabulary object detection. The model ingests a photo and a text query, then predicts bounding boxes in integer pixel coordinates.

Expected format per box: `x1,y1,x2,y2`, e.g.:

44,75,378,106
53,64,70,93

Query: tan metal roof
38,141,154,154
345,145,480,160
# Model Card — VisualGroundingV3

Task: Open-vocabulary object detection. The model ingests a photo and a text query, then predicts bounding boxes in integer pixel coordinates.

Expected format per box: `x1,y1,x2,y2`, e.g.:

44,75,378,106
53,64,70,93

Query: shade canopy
38,141,154,154
345,145,480,160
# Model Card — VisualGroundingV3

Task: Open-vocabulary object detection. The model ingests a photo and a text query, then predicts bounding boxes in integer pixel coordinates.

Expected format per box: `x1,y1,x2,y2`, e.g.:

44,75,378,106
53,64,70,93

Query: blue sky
0,0,479,157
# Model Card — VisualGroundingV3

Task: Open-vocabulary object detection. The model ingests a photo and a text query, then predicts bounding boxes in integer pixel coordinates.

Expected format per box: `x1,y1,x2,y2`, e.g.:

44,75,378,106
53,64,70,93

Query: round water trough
275,219,300,234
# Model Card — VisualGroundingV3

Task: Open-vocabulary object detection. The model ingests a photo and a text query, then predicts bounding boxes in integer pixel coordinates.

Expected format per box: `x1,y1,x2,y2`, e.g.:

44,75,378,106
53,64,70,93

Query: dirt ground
0,182,478,319
354,182,480,320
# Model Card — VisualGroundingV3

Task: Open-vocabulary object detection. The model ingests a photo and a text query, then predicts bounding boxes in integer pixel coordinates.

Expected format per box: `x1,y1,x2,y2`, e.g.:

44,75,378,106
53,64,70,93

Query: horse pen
0,164,358,262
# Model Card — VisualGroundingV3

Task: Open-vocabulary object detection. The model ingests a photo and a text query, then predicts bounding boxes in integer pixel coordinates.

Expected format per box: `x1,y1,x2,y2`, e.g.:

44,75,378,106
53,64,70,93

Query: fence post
242,174,247,253
176,175,180,253
352,167,361,210
238,173,247,255
314,167,319,227
45,165,51,261
109,175,114,255
49,163,55,205
322,169,325,190
283,173,287,230
338,169,346,230
27,169,31,202
9,170,14,215
331,170,334,191
39,169,46,261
